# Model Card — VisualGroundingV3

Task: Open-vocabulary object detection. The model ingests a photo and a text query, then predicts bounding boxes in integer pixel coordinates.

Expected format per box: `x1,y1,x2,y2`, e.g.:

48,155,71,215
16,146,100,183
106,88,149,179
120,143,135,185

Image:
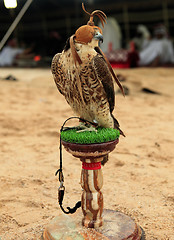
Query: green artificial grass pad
61,127,120,144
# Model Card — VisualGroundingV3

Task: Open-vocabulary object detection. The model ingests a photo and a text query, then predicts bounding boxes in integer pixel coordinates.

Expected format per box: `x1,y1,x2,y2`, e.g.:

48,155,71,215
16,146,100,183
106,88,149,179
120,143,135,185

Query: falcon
51,3,125,136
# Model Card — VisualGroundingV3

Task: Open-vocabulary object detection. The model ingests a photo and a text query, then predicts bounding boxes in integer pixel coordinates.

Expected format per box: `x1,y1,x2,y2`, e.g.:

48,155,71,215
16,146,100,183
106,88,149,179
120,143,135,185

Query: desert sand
0,67,174,240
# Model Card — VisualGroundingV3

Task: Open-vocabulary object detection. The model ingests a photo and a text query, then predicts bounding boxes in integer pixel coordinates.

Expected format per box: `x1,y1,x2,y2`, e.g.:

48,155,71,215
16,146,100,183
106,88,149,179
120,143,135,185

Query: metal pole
162,0,169,31
123,3,130,46
0,0,33,51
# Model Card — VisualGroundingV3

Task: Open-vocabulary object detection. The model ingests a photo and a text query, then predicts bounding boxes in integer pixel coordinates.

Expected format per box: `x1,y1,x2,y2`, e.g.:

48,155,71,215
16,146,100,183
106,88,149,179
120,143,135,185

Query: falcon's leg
76,122,97,133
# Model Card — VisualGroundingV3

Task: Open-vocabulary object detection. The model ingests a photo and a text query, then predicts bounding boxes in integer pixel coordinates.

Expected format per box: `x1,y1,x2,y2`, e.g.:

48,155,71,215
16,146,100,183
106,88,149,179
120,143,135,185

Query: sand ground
0,67,174,240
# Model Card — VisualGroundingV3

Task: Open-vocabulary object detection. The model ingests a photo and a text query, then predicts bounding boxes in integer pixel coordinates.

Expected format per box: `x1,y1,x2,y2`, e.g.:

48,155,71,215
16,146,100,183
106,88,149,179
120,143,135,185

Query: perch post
62,138,119,228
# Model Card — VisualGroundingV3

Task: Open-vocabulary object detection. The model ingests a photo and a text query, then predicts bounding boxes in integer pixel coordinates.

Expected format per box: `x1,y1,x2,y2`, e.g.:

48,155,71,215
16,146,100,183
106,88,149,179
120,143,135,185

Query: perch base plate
43,209,142,240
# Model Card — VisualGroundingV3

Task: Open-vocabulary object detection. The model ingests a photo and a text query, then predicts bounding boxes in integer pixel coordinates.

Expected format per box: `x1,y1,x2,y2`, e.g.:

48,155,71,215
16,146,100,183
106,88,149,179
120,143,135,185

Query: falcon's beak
94,32,103,43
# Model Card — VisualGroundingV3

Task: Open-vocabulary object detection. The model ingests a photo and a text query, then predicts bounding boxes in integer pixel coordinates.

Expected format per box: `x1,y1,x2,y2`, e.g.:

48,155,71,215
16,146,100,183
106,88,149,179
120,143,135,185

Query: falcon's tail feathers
112,114,125,137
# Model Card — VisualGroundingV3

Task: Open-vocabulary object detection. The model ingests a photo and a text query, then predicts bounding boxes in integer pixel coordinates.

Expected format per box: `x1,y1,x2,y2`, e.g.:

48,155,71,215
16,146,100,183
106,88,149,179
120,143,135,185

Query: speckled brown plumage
52,43,124,135
51,4,124,136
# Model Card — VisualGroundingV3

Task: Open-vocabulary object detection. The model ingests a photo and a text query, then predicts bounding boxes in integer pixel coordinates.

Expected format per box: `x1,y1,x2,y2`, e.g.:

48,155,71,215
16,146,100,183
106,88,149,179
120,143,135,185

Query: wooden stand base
43,209,142,240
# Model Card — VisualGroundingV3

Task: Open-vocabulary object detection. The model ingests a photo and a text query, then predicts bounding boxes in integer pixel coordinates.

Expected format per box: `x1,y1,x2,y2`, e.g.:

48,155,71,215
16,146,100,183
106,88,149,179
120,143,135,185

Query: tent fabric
98,17,122,53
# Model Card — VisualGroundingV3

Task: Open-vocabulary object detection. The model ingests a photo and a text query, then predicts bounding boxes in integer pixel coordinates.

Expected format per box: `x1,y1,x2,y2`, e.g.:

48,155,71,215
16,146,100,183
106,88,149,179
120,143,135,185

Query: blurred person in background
0,38,34,67
131,24,151,51
138,24,174,66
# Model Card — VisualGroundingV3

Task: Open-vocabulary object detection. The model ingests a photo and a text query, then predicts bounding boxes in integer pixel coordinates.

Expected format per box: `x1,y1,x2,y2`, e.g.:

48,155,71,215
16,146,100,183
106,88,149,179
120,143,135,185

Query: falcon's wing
51,53,66,96
92,54,115,113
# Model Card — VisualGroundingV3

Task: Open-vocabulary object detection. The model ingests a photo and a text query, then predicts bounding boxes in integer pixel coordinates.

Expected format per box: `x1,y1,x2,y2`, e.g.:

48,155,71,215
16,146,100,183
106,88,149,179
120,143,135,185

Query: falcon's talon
76,122,97,133
77,126,97,133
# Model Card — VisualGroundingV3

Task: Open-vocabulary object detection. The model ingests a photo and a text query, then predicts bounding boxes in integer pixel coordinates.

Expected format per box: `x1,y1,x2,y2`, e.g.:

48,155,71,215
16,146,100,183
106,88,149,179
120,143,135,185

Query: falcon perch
51,3,125,136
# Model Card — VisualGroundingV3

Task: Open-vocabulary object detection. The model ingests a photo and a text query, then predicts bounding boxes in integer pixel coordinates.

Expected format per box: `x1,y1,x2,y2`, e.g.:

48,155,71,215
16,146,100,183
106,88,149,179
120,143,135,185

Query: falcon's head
74,3,106,46
70,3,107,64
75,25,103,46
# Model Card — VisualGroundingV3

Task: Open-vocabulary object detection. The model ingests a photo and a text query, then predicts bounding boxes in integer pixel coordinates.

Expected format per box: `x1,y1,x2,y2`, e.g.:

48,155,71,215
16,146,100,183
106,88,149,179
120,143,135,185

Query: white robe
0,46,23,66
139,38,174,66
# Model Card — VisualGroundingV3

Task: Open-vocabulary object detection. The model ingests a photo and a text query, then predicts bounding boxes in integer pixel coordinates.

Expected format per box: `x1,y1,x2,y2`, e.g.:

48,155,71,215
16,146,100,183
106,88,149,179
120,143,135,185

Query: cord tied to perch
56,116,98,215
